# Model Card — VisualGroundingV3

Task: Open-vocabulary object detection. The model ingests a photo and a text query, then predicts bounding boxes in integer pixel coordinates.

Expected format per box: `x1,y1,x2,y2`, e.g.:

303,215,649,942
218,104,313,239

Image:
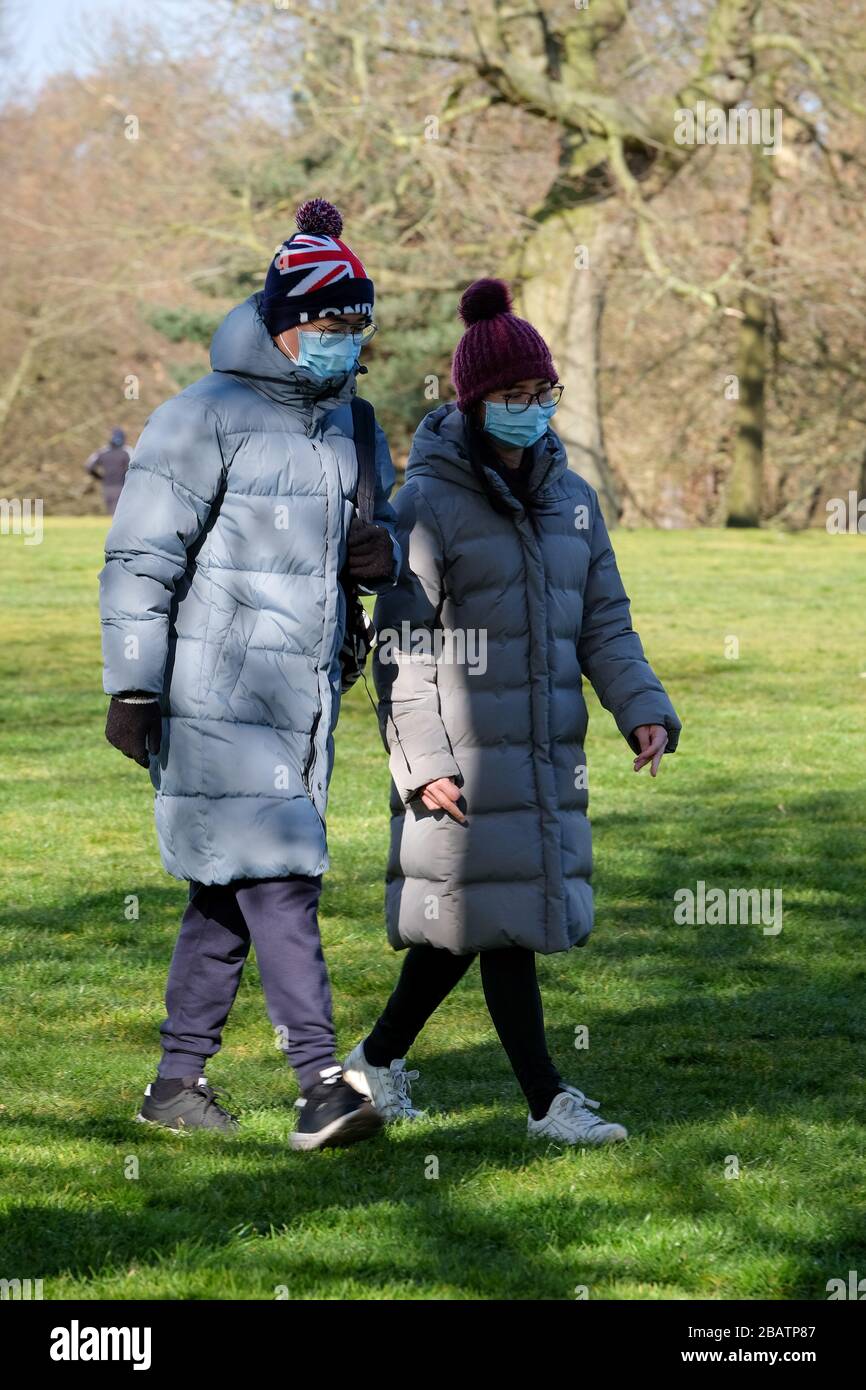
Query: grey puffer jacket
99,292,399,885
373,403,681,955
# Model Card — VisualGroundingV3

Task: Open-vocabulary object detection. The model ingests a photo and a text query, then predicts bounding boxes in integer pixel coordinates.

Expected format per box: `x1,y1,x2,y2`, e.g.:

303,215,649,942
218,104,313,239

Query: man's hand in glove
105,695,162,768
346,517,394,585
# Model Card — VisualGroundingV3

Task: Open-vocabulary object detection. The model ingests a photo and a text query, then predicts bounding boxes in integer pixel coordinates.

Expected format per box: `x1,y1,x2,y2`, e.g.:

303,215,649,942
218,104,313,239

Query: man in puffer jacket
99,199,398,1150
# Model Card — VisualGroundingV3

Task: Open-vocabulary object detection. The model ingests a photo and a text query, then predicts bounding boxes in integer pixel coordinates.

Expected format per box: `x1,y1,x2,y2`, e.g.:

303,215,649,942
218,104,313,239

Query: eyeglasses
303,322,379,347
501,383,564,414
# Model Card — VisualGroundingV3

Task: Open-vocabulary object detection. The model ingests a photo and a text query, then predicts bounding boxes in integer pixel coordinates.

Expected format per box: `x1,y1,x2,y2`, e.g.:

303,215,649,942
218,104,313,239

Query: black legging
364,944,564,1120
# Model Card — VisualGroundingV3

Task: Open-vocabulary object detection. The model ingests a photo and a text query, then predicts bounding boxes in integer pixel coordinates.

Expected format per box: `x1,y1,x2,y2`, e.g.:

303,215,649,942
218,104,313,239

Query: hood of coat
406,402,569,506
209,291,361,415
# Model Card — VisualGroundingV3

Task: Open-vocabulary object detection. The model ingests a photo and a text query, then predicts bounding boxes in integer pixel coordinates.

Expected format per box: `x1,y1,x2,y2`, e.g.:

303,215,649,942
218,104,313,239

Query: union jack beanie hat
451,278,557,412
261,199,374,335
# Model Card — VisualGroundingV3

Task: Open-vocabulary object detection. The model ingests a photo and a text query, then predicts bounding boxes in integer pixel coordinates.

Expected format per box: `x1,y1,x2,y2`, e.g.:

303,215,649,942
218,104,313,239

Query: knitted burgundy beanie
451,278,557,411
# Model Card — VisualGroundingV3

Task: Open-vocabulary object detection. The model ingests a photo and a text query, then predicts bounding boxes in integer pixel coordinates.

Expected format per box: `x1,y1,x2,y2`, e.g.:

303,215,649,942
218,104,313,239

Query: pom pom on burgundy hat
458,277,513,325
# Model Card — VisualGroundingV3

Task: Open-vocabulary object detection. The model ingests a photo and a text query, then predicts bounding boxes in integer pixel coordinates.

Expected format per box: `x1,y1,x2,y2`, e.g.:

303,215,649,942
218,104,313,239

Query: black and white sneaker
135,1076,239,1133
290,1069,383,1151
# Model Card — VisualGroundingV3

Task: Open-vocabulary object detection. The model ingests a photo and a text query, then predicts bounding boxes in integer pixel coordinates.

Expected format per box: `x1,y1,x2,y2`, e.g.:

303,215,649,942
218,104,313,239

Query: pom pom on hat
451,276,557,411
295,198,344,239
458,277,512,325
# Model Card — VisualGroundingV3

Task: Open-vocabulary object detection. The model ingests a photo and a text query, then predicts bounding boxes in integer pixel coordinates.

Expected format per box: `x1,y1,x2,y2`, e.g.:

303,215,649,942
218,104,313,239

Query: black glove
346,517,393,584
105,695,162,768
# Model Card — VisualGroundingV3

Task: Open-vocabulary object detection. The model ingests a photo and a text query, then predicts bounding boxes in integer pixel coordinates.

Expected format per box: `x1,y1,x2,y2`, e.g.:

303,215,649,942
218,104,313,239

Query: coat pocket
203,594,251,710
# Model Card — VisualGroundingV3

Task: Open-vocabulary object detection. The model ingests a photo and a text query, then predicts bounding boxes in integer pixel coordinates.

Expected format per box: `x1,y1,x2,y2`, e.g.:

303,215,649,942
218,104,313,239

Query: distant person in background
86,429,130,515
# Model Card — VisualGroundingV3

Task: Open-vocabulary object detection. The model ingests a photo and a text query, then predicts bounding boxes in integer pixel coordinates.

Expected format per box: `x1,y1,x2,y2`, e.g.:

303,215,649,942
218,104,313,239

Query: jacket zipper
303,707,322,793
304,434,328,801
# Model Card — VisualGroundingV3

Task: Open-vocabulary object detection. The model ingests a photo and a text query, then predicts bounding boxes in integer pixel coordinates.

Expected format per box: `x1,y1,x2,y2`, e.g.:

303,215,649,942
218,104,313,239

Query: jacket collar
406,403,568,507
209,292,361,429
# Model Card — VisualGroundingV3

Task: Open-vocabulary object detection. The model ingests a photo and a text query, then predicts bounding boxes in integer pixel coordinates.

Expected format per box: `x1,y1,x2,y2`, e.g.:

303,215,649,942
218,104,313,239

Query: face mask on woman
483,397,557,449
280,329,360,380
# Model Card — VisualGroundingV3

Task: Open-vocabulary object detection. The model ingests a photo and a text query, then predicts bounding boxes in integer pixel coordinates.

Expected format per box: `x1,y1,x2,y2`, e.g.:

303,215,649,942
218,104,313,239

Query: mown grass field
0,518,864,1301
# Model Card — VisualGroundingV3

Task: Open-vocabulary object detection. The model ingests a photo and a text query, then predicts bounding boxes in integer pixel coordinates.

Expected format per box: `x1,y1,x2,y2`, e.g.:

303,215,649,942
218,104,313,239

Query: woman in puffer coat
343,279,682,1145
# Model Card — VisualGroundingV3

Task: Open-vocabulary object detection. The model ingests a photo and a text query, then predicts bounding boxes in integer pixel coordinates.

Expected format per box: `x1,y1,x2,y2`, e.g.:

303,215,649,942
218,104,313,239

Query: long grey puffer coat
373,403,681,955
99,292,399,885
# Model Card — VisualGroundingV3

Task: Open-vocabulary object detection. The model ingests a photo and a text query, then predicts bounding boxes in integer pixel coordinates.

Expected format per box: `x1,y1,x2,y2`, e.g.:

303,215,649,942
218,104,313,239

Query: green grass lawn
1,518,864,1300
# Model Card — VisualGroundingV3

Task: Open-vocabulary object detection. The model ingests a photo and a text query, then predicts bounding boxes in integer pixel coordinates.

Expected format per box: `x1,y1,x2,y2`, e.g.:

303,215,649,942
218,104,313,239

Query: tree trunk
726,120,774,525
0,312,45,450
516,207,622,523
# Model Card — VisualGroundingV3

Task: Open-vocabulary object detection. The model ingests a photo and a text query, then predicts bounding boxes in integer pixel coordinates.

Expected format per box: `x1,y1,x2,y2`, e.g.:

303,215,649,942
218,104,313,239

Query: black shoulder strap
350,396,377,524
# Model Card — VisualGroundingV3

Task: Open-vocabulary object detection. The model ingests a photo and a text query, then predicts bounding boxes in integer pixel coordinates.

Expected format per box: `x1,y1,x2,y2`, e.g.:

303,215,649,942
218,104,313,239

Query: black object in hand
105,696,162,768
346,517,393,584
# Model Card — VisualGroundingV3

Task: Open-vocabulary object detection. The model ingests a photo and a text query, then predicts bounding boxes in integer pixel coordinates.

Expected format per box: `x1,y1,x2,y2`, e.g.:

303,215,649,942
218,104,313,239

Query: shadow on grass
1,787,864,1296
3,1104,865,1300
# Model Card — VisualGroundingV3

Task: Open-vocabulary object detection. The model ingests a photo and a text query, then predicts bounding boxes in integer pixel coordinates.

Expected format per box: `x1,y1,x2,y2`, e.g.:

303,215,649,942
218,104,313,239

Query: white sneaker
527,1086,628,1145
343,1041,424,1122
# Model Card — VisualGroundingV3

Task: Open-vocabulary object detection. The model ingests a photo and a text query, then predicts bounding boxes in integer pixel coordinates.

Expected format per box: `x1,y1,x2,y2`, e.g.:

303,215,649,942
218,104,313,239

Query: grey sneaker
135,1076,239,1132
527,1087,627,1146
343,1041,424,1122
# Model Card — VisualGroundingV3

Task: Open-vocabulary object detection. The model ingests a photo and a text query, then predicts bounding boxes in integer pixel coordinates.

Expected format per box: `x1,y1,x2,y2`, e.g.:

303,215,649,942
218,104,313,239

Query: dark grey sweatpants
158,875,339,1093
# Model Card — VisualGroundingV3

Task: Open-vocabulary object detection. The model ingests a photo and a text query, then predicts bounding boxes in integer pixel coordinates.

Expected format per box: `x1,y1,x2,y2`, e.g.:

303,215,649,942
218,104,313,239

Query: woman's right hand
419,777,466,823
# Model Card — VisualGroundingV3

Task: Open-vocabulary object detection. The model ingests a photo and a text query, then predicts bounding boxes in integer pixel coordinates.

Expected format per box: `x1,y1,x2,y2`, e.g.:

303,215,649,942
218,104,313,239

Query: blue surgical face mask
281,329,359,380
483,398,557,448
